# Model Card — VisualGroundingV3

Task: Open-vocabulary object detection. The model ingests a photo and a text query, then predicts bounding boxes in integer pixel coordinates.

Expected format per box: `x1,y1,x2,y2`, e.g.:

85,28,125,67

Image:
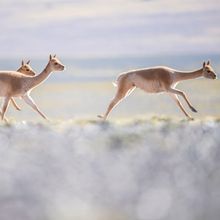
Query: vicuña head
17,60,36,76
202,60,217,79
48,54,65,71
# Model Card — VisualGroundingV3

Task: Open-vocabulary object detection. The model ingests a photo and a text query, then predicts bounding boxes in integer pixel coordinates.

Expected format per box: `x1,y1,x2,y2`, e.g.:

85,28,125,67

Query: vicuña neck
28,63,52,89
174,68,203,83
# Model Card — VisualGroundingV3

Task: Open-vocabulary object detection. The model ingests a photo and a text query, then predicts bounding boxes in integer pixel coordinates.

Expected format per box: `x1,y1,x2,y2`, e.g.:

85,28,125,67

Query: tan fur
0,60,37,121
0,55,65,121
99,61,217,120
11,60,36,111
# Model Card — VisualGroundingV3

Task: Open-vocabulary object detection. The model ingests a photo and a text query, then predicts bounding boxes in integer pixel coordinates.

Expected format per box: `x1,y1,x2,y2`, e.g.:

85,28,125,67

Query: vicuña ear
203,61,206,68
207,60,210,65
26,60,30,64
21,60,24,66
49,54,52,60
53,54,56,58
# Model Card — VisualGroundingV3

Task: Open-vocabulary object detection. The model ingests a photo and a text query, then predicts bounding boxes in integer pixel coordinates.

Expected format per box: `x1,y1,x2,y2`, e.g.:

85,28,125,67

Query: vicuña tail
112,81,118,87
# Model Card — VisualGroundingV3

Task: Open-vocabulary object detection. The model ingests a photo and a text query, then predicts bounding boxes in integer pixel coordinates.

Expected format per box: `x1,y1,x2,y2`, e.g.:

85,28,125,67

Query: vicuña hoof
190,106,198,113
187,116,194,121
97,115,107,121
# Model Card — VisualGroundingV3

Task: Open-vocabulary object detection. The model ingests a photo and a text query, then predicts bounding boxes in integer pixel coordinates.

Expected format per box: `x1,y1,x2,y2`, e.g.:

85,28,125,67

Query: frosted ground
0,118,220,220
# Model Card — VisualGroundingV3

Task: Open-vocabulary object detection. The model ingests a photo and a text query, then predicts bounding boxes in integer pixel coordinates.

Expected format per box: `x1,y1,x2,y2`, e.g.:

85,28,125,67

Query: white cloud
2,0,220,28
0,0,219,58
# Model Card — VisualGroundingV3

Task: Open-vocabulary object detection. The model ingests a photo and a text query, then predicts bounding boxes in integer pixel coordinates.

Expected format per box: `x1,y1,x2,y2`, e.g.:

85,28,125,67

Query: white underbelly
171,82,179,88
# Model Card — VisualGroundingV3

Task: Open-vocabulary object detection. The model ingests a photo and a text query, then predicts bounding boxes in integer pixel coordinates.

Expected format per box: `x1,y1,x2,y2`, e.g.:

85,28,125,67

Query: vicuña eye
55,62,58,65
207,70,211,73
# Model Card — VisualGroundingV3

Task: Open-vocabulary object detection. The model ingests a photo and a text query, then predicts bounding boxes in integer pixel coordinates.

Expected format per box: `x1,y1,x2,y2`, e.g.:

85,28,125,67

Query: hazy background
0,0,220,59
0,0,220,120
1,1,220,220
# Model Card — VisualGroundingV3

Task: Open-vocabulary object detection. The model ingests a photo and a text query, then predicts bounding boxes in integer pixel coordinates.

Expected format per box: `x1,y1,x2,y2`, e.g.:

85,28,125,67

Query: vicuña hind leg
98,82,135,120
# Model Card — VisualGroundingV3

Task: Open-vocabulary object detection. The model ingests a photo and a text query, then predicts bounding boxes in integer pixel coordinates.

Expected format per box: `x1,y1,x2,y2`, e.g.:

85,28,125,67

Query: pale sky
0,0,220,58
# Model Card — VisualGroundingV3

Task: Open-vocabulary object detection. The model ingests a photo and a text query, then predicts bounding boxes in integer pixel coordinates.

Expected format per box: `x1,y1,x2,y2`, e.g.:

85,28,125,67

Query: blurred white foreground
0,118,220,220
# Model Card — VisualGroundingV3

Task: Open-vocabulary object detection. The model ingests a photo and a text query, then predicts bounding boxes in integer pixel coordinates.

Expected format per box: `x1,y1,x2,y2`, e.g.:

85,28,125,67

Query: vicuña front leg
22,94,48,120
168,88,197,113
11,98,21,111
0,110,9,122
169,93,193,120
1,97,11,121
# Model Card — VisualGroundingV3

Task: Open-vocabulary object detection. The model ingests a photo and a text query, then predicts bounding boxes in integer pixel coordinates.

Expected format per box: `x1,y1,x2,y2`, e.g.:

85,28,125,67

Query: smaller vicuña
0,54,65,121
